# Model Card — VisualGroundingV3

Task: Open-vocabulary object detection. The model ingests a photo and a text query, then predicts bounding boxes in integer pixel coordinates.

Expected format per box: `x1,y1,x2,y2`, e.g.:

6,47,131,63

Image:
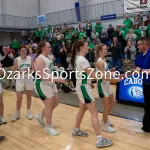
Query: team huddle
0,40,124,148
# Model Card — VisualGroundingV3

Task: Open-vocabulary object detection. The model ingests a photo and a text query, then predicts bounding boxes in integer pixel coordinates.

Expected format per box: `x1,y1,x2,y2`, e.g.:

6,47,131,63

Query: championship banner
124,0,150,13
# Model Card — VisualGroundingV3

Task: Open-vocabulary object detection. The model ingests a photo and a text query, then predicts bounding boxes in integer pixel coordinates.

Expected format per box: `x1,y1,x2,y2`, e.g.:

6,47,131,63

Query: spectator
147,24,150,38
94,21,103,39
87,39,95,64
125,29,137,46
139,22,147,37
145,15,150,26
39,27,46,41
79,28,86,40
135,11,143,26
112,26,123,44
0,46,15,89
78,23,84,32
100,30,108,44
92,36,101,46
123,15,133,29
109,37,122,70
34,28,40,43
86,20,93,38
124,40,136,64
60,42,68,70
133,17,140,27
28,47,36,61
91,29,99,39
12,39,19,57
133,24,142,39
107,24,114,41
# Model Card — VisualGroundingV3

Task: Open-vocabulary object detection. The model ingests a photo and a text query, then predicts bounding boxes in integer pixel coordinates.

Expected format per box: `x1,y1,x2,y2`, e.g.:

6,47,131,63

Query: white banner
124,0,150,13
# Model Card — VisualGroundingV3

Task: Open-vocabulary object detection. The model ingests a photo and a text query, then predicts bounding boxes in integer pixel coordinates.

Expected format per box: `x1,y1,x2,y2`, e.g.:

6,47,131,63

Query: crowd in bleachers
1,12,150,89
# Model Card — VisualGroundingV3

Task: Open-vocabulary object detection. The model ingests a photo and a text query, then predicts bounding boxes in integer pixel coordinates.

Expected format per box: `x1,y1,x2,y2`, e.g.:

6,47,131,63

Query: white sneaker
46,126,59,136
0,116,7,124
34,113,45,127
136,128,145,134
102,124,116,133
26,112,33,120
12,112,20,122
108,118,114,127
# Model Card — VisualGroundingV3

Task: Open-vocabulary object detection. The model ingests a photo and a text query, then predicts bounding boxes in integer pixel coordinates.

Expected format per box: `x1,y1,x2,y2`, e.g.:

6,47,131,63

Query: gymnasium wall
0,0,39,17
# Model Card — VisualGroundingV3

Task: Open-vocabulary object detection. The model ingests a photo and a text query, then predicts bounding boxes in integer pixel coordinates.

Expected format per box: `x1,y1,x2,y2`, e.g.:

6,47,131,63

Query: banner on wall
37,15,46,25
124,0,150,13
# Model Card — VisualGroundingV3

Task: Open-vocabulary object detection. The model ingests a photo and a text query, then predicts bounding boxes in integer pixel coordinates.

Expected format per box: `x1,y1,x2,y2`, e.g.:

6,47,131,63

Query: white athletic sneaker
96,137,113,148
46,126,59,136
12,112,20,122
102,124,116,133
34,113,45,127
136,128,145,134
0,116,7,124
26,112,33,120
108,118,114,127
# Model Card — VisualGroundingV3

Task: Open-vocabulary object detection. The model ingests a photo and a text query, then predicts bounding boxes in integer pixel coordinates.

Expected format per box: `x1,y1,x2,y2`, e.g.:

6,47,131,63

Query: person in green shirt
79,28,86,40
123,15,133,29
12,39,19,56
34,28,40,43
133,24,142,39
39,27,46,41
65,30,72,43
147,24,150,37
87,38,95,65
94,21,103,39
120,25,129,39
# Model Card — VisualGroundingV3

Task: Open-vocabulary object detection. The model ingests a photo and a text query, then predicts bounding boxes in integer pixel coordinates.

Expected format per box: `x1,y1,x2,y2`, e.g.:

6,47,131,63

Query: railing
0,0,149,29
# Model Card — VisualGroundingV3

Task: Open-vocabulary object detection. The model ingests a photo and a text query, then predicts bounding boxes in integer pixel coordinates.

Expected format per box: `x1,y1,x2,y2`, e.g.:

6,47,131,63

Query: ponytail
37,41,46,57
71,40,86,69
95,43,106,60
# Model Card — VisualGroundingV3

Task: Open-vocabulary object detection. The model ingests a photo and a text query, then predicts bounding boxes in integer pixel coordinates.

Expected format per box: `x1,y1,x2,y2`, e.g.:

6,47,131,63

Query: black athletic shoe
0,136,5,142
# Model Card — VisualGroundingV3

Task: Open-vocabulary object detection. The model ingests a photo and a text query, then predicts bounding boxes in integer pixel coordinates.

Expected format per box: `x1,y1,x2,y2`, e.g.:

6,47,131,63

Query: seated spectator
109,37,122,70
123,15,133,29
107,24,114,41
145,15,150,26
94,21,103,39
124,40,136,64
91,29,99,39
125,29,137,46
133,24,142,39
92,36,101,46
100,30,108,44
86,20,93,38
139,22,147,37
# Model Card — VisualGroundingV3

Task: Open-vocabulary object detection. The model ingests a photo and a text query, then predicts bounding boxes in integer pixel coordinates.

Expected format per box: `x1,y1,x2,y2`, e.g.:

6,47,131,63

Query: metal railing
0,0,149,29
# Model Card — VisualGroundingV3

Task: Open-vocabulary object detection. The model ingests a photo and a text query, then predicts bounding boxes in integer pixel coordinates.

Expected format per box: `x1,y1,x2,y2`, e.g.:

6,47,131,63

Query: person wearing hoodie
125,29,137,46
124,40,136,64
94,21,103,39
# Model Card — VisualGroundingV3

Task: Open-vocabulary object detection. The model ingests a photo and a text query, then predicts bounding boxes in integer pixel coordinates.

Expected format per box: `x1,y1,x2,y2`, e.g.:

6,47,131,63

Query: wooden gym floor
0,88,150,150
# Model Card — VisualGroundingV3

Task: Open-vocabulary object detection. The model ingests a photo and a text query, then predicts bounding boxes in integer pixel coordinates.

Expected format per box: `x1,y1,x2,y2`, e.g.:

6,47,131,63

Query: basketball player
12,46,34,122
95,44,117,133
70,40,113,148
34,41,65,136
0,63,7,124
